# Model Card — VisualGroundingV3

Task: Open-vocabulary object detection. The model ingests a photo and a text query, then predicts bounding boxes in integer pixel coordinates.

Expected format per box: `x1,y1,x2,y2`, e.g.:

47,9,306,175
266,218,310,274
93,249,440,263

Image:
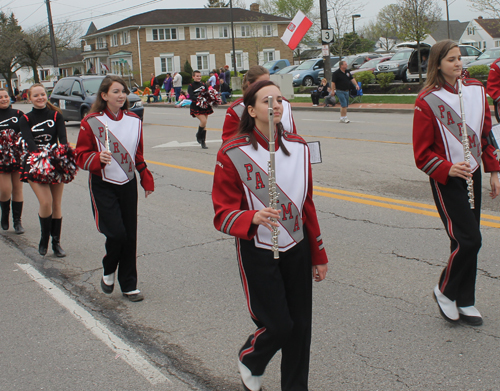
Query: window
219,26,229,38
96,37,106,49
197,55,209,71
263,50,274,62
195,27,206,39
231,52,243,68
39,69,50,81
496,41,500,48
70,81,83,96
152,28,177,41
52,79,73,96
59,68,69,77
484,41,487,49
467,27,475,35
161,57,174,73
263,25,272,37
241,25,250,37
111,34,118,47
122,31,129,44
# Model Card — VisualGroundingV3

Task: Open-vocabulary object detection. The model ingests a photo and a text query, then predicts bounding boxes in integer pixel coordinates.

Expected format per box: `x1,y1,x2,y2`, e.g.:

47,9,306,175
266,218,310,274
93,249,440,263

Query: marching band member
0,88,25,234
212,80,328,391
486,55,500,117
20,84,76,257
413,40,500,326
76,76,154,302
221,65,296,143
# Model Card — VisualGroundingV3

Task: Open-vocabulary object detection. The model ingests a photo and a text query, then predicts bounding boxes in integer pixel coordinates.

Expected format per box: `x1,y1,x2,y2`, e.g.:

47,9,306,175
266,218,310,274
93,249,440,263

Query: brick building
81,5,293,85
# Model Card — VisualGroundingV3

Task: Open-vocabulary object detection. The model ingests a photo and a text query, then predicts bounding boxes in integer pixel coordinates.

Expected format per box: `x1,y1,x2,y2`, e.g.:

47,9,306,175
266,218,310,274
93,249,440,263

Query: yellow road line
144,160,500,228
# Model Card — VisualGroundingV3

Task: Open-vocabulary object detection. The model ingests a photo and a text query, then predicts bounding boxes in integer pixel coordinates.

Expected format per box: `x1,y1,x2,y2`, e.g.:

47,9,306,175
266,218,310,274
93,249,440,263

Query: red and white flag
281,10,313,50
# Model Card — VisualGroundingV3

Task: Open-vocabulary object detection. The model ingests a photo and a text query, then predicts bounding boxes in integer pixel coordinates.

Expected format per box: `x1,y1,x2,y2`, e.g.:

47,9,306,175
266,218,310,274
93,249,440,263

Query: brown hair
423,40,459,92
28,84,62,114
238,79,289,155
242,65,270,92
90,75,130,114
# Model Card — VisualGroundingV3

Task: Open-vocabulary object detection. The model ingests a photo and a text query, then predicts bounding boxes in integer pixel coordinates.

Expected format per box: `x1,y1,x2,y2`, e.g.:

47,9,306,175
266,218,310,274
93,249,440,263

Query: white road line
153,140,221,148
17,263,171,386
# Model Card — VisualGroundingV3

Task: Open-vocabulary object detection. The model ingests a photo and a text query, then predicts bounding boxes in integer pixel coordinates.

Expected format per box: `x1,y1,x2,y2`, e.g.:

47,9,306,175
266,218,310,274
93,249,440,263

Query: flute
104,122,110,152
268,96,279,259
457,78,475,209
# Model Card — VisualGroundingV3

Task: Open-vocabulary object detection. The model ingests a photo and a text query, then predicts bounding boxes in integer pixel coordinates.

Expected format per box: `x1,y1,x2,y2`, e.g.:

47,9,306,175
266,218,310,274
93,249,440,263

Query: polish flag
281,11,313,50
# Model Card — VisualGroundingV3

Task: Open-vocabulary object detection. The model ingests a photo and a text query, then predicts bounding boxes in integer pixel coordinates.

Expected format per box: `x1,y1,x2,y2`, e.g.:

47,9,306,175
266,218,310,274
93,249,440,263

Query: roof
86,8,291,36
428,20,468,41
475,18,500,39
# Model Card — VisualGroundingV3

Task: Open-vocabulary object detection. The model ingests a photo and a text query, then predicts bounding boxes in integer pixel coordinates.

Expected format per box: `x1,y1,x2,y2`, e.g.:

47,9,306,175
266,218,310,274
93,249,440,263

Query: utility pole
229,0,237,78
319,0,331,84
45,0,59,70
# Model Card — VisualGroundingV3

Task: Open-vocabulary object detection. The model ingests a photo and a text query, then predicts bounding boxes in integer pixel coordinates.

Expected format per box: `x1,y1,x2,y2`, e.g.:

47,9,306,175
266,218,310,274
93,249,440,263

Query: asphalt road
2,104,500,390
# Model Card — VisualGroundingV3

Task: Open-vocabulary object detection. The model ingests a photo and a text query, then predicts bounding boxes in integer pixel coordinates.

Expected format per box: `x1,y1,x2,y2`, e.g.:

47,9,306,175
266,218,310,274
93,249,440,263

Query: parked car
292,57,340,86
49,76,144,121
338,53,382,71
262,59,290,74
275,65,298,75
351,56,392,75
463,48,500,70
459,45,482,65
374,49,414,82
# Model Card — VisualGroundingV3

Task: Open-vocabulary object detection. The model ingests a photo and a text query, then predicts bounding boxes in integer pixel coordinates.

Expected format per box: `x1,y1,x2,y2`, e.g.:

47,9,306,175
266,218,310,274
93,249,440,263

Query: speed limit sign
321,29,334,44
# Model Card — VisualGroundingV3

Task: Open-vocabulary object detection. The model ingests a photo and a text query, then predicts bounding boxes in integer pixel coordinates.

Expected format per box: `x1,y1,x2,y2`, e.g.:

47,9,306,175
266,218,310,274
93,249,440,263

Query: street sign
321,29,334,44
322,45,330,56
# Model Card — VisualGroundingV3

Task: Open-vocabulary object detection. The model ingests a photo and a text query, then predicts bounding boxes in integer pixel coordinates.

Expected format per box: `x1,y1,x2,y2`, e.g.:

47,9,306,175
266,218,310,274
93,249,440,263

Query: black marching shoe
200,129,208,149
38,215,52,256
196,126,203,144
100,278,114,294
12,201,25,234
1,199,10,230
51,218,66,257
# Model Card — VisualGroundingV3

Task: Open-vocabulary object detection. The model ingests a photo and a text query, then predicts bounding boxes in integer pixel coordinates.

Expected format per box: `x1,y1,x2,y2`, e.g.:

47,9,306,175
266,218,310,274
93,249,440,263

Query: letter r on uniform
113,142,119,153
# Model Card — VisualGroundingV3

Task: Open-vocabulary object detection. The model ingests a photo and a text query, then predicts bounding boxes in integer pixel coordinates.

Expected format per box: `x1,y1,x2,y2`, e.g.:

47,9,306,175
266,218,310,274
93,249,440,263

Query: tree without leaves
467,0,500,18
0,12,23,96
361,4,403,51
205,0,229,7
327,0,365,58
398,0,441,82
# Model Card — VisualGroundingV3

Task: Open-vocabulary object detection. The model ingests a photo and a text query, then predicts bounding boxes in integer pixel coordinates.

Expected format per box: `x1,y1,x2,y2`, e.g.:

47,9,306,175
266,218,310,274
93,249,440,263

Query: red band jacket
413,79,500,185
212,127,327,266
75,108,154,191
487,58,500,102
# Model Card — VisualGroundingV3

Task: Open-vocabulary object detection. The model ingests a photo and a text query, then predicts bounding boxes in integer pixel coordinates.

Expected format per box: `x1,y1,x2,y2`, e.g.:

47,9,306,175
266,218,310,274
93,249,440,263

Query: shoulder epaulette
463,78,484,87
283,131,306,144
221,134,251,154
417,86,439,100
229,98,244,110
85,111,101,120
123,110,140,119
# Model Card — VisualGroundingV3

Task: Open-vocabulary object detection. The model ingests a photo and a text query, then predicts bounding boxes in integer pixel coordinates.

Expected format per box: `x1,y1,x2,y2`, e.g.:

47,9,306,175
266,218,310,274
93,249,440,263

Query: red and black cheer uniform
0,107,24,173
75,108,154,294
212,128,328,391
413,79,500,307
188,81,213,117
19,107,67,183
222,98,297,143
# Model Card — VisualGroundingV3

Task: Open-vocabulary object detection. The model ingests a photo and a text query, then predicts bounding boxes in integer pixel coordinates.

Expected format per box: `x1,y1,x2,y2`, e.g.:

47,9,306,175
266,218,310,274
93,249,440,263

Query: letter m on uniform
121,153,129,164
281,202,293,221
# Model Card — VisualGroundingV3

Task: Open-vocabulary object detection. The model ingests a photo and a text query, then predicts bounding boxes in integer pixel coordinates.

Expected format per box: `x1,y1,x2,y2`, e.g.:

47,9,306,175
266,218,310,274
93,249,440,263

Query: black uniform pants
236,234,312,391
89,174,138,293
430,169,482,307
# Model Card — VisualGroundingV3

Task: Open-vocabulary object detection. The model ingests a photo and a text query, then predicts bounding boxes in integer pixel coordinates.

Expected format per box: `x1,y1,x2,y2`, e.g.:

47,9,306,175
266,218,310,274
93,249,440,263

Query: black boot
196,126,203,144
38,215,52,256
11,201,25,234
51,218,66,258
1,199,10,230
201,129,208,149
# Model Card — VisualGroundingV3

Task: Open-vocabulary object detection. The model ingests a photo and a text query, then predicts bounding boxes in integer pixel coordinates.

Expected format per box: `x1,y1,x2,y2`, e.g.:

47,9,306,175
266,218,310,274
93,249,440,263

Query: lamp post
352,14,361,34
444,0,450,39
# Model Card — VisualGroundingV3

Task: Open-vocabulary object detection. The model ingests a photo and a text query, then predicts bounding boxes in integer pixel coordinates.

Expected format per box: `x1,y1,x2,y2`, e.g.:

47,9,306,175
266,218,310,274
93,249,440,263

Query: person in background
219,78,232,105
310,78,330,106
188,70,213,149
173,71,183,102
75,75,154,302
147,84,160,103
150,73,159,91
0,88,25,234
224,65,231,86
331,60,360,123
163,73,173,103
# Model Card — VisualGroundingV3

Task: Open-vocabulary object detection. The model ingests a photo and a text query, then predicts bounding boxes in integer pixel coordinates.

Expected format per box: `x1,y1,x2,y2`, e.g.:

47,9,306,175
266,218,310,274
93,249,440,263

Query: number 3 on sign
321,29,334,44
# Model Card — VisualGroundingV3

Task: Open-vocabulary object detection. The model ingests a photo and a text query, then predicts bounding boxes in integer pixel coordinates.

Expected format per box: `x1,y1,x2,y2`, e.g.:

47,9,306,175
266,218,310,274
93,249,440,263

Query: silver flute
105,122,110,152
268,96,280,259
457,78,475,209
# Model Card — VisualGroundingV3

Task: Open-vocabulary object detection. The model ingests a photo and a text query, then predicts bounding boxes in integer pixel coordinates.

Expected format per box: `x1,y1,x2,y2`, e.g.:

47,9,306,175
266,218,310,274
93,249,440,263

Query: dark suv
374,49,413,82
49,76,144,121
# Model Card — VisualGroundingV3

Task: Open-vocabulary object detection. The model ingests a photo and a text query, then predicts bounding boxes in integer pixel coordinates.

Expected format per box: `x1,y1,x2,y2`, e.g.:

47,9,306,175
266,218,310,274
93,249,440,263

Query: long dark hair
90,75,130,114
423,40,459,93
238,79,289,155
28,84,62,114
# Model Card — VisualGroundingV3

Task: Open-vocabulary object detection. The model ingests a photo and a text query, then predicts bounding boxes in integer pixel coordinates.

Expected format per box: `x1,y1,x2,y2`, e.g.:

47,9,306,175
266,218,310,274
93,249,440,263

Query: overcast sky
0,0,485,34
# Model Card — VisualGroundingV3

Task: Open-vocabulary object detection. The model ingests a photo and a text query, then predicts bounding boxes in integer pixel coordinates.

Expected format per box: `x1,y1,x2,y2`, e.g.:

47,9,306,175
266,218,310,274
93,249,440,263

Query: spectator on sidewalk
311,78,329,106
147,84,160,103
173,71,183,101
219,79,232,104
163,73,173,103
224,65,231,86
331,60,359,123
150,73,159,91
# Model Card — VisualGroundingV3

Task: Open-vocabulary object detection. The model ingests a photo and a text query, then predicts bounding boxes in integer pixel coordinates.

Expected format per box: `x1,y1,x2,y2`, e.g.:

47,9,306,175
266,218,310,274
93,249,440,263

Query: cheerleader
20,84,74,257
212,80,328,391
0,88,25,234
188,70,213,149
413,40,500,326
75,76,154,302
222,65,297,143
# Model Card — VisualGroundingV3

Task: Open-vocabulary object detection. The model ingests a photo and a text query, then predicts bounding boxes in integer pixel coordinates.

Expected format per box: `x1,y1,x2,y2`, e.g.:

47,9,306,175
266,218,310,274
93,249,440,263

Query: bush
376,72,395,88
184,60,193,75
180,72,192,85
355,71,375,87
468,65,490,80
